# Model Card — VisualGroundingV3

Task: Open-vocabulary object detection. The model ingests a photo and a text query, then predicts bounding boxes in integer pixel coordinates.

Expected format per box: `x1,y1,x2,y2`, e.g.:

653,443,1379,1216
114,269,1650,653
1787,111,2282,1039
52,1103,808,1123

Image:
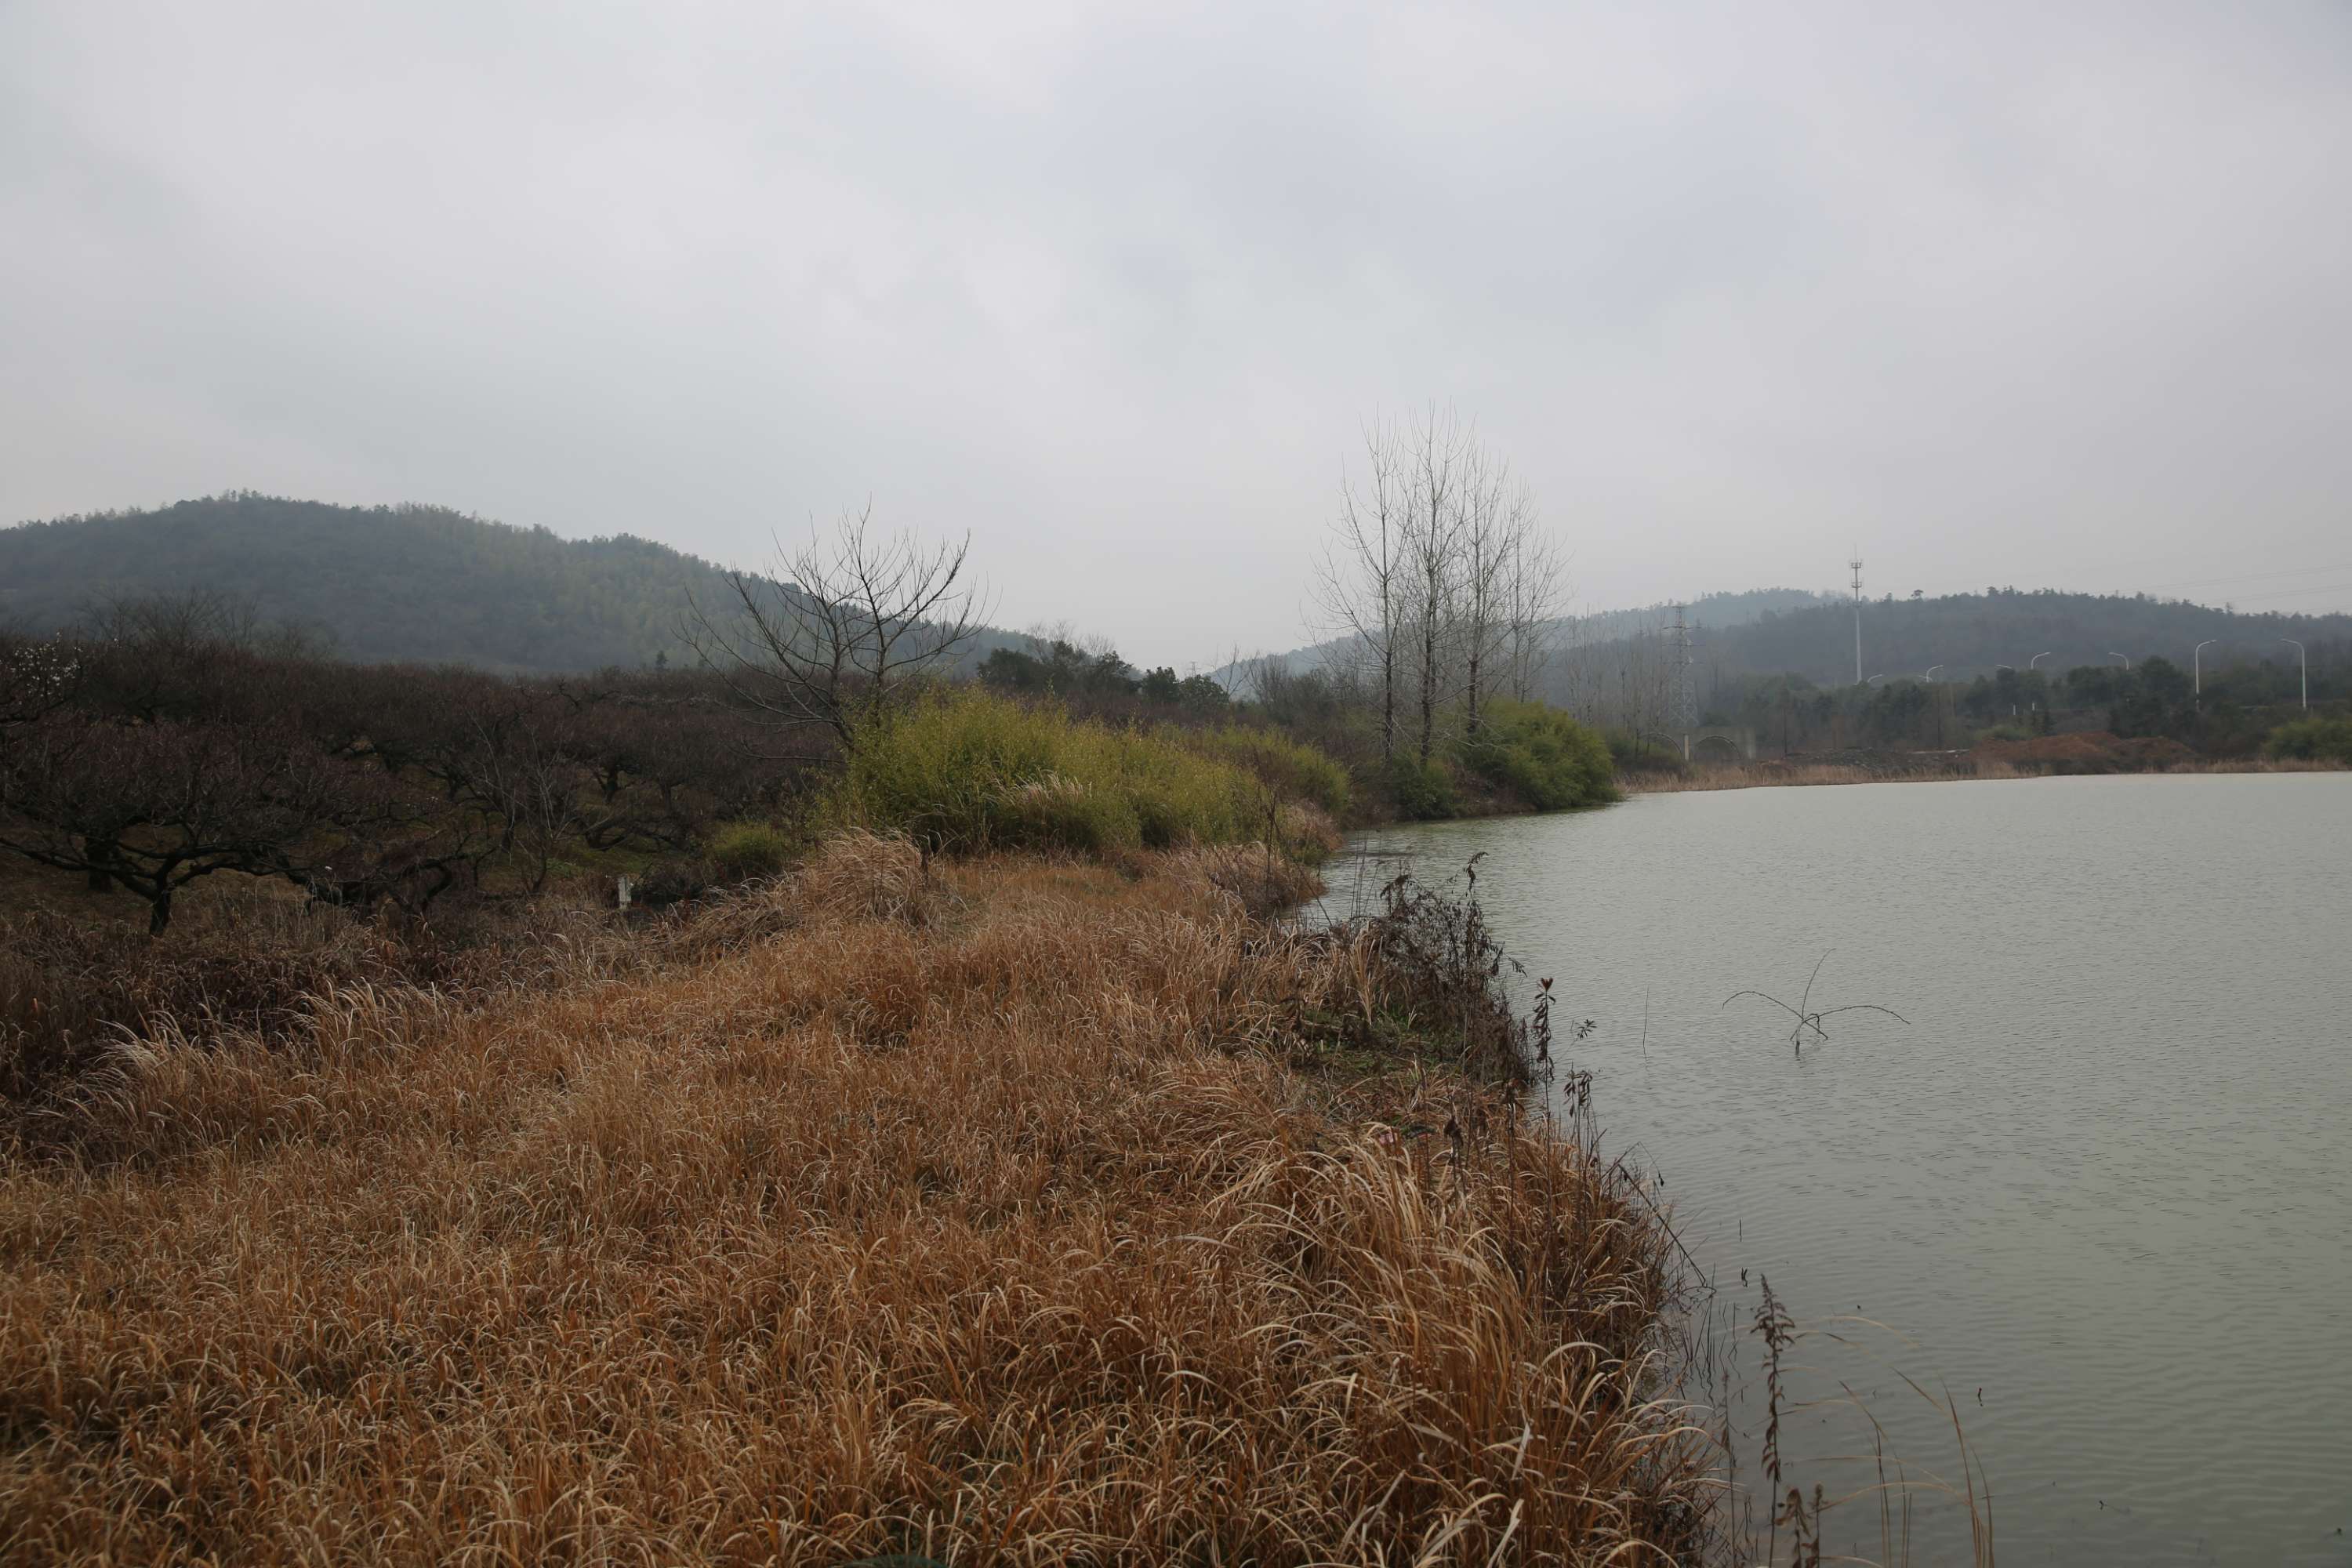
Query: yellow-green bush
1457,700,1619,811
1182,724,1352,818
841,690,1333,856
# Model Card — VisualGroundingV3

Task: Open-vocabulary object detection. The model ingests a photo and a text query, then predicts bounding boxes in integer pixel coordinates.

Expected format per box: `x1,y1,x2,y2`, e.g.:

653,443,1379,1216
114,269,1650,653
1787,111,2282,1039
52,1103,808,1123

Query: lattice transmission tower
1849,550,1865,684
1668,601,1696,756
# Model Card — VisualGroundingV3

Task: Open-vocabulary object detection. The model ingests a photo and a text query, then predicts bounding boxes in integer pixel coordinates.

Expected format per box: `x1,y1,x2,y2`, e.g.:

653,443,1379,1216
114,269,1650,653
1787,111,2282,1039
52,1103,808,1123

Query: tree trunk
1380,647,1396,763
147,888,172,935
1417,624,1437,767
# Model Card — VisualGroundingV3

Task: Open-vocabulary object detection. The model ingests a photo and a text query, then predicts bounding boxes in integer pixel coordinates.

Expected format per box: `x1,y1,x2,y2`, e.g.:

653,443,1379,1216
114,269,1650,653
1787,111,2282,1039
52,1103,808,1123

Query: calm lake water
1322,774,2351,1567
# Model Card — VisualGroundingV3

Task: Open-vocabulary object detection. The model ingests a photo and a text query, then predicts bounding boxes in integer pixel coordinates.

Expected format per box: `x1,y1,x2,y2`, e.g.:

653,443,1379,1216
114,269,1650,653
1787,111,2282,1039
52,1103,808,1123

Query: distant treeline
1558,586,2347,695
1674,652,2344,758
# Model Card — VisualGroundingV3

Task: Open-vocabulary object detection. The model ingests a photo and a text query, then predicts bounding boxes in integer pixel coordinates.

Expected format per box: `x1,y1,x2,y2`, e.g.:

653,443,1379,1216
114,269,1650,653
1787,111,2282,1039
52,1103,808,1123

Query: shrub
705,820,797,882
1182,725,1352,818
1383,754,1458,820
2266,716,2352,763
1602,729,1688,777
839,689,1306,856
1457,701,1619,811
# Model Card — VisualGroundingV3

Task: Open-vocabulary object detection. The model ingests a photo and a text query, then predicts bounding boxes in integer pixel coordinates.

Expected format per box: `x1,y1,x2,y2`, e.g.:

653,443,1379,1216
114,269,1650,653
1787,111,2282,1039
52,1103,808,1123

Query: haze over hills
1245,586,2349,699
0,495,1028,674
1633,589,2351,691
6,495,2347,691
1219,589,1845,688
0,495,730,671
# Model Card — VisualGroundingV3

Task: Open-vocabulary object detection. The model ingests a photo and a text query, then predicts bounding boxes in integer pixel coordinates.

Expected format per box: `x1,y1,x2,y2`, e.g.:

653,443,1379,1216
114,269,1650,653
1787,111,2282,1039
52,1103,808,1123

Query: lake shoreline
1626,753,2348,793
1323,779,2352,1563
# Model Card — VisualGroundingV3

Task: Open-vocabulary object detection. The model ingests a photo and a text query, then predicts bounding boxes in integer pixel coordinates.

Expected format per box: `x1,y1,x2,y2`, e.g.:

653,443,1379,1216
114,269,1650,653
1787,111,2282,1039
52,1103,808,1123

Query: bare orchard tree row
0,602,792,932
1314,408,1566,767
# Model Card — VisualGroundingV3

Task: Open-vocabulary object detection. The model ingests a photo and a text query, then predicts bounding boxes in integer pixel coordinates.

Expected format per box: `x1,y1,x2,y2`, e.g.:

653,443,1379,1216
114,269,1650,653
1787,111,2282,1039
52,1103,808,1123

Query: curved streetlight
1925,664,1944,682
2108,652,2130,671
1994,663,2015,672
2029,651,2053,670
2194,639,2217,703
1867,673,1886,685
2279,638,2307,710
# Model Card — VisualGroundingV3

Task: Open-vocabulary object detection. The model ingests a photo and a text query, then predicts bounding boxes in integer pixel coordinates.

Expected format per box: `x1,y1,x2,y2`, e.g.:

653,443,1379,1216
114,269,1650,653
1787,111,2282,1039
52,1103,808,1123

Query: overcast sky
5,2,2350,666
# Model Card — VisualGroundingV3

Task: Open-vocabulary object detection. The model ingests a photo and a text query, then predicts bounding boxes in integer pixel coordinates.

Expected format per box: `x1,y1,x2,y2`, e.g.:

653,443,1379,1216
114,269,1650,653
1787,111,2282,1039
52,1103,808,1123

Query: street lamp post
1925,665,1944,682
2194,639,2217,706
2029,651,2053,670
1867,673,1886,685
2108,652,2130,671
2279,638,2307,710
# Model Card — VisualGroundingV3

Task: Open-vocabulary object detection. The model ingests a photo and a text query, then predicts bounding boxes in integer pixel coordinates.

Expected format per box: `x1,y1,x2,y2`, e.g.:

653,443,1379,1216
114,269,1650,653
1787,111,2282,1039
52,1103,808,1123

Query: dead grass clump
1276,799,1345,858
793,828,946,927
646,830,958,967
0,848,1709,1566
0,895,441,1099
1160,841,1327,918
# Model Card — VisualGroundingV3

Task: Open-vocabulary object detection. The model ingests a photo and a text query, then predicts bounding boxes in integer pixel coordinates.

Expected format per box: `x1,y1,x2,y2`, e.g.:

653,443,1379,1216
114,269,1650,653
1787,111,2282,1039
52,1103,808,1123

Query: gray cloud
5,1,2349,666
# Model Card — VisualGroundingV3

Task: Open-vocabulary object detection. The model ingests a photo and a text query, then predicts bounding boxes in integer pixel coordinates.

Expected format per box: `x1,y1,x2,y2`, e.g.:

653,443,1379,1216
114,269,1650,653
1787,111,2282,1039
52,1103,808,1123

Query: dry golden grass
0,833,1708,1566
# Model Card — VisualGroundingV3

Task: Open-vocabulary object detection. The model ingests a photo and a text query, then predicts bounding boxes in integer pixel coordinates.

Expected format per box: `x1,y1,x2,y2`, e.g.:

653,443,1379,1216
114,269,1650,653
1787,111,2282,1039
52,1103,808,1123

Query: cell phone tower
1849,550,1865,684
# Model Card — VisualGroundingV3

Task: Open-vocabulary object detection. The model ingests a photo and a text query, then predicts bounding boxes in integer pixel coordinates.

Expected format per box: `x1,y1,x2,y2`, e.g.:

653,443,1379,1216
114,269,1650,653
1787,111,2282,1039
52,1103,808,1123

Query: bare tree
1313,423,1409,764
1501,527,1567,703
685,505,989,752
1403,408,1474,767
1454,455,1546,739
1319,410,1574,763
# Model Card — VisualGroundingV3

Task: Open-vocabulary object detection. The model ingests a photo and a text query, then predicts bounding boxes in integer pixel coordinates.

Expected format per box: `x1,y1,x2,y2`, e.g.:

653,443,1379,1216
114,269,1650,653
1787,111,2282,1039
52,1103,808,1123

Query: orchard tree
686,504,990,753
0,714,365,932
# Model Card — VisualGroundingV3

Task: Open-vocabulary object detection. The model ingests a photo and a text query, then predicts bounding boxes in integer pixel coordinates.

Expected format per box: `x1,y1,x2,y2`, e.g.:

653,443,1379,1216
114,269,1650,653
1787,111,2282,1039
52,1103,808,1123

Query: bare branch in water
1725,952,1910,1054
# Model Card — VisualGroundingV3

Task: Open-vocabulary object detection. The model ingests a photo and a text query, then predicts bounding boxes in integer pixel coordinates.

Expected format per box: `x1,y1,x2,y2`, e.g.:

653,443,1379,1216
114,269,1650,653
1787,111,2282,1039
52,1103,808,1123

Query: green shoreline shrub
2266,716,2352,764
1457,700,1619,811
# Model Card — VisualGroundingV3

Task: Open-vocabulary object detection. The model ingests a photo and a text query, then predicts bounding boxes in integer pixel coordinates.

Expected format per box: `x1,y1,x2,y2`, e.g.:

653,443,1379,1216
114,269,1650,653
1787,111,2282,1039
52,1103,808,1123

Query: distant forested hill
1219,586,1837,688
0,494,753,670
1232,579,2347,706
1645,587,2350,688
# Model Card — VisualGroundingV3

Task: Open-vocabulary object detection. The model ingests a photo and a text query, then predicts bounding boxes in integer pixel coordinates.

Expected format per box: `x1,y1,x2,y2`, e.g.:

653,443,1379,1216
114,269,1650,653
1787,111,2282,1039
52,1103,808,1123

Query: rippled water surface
1324,774,2352,1566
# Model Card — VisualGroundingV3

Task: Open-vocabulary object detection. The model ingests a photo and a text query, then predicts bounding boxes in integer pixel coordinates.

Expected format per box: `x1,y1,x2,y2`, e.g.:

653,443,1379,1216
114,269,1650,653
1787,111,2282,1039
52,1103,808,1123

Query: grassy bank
0,837,1708,1566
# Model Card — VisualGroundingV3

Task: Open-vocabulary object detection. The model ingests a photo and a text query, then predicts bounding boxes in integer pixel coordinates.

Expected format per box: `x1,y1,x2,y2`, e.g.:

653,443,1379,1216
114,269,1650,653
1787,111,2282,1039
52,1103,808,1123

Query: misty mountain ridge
5,495,2343,687
0,493,1035,674
1541,586,2350,693
1242,586,2347,697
